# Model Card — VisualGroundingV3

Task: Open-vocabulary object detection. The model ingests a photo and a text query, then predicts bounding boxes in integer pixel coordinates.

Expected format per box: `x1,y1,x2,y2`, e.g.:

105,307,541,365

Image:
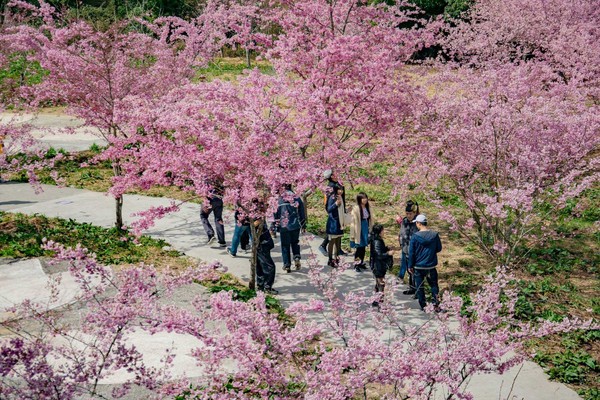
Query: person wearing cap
396,200,420,294
408,214,442,311
319,169,347,257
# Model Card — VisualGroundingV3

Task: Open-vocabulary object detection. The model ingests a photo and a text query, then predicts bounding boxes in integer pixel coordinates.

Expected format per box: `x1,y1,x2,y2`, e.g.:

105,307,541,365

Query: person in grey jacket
408,214,442,311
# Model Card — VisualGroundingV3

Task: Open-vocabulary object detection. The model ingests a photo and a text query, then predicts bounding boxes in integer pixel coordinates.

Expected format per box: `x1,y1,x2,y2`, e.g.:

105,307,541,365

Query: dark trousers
374,276,385,302
280,229,301,267
414,268,439,309
200,198,225,244
354,246,366,263
257,249,276,290
240,229,250,250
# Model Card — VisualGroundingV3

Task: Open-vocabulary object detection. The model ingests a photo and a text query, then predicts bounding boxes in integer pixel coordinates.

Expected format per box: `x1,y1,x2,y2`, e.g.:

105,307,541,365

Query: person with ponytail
350,192,373,272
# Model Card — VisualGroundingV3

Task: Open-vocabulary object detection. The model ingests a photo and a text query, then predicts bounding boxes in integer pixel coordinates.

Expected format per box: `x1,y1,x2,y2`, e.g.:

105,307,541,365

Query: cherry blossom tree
264,0,434,186
95,0,437,287
200,0,274,67
100,71,314,289
441,0,600,97
1,242,595,399
397,64,600,265
2,1,223,228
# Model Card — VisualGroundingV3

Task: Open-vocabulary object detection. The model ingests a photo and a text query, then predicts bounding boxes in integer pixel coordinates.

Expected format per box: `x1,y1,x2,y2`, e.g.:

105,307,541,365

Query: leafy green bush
0,52,47,104
535,350,598,384
0,212,180,265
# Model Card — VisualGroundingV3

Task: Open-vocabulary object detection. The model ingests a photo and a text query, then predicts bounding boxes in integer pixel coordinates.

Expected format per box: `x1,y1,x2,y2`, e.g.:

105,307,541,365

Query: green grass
0,52,48,104
534,330,600,398
201,273,293,326
195,57,275,82
0,211,181,265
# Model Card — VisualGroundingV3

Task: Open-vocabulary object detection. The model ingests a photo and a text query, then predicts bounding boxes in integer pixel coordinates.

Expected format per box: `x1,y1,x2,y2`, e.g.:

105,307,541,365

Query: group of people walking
200,171,443,311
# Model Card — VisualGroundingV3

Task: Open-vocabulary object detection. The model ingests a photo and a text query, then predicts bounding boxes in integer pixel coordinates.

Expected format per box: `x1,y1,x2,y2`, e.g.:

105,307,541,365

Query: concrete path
0,182,582,399
0,258,100,317
1,111,107,152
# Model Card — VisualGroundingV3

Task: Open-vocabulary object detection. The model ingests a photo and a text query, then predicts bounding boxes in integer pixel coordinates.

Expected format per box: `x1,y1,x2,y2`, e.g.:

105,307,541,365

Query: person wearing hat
319,169,348,257
408,214,442,311
396,200,419,294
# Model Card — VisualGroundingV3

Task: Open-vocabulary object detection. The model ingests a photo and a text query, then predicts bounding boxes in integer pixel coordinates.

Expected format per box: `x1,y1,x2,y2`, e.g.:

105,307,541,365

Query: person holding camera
326,185,351,268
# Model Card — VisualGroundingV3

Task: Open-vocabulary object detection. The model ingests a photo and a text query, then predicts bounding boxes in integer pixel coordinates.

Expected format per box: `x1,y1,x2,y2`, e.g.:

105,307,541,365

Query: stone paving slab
0,259,100,318
0,182,583,399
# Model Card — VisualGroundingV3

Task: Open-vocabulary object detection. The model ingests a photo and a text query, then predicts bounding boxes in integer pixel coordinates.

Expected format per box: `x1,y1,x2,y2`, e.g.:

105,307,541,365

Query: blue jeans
399,252,409,279
398,253,416,290
280,229,301,267
414,268,439,309
228,224,250,255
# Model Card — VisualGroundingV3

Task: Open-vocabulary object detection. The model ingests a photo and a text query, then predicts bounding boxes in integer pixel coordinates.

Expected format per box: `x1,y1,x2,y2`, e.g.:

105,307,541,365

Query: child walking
369,223,394,307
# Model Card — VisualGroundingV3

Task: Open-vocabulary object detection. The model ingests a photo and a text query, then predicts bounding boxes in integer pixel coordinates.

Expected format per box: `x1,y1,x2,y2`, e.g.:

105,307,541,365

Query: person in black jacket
273,184,307,273
201,179,226,247
369,223,394,307
408,214,442,311
254,217,278,295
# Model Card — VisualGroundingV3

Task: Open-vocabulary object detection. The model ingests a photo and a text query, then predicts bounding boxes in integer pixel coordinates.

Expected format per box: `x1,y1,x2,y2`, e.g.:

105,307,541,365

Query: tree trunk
245,46,251,69
115,195,123,230
249,223,259,290
112,162,124,230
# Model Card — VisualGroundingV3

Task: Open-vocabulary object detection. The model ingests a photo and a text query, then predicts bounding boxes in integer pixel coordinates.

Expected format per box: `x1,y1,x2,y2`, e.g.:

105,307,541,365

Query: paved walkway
1,111,107,152
0,182,582,399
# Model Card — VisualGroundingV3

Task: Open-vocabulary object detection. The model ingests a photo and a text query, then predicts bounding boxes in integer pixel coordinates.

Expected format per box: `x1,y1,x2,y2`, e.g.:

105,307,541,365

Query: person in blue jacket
273,184,306,273
408,214,443,311
326,185,351,268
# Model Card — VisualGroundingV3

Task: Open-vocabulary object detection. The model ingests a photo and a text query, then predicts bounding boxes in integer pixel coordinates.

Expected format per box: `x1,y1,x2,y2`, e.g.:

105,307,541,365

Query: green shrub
535,350,598,384
0,212,179,265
